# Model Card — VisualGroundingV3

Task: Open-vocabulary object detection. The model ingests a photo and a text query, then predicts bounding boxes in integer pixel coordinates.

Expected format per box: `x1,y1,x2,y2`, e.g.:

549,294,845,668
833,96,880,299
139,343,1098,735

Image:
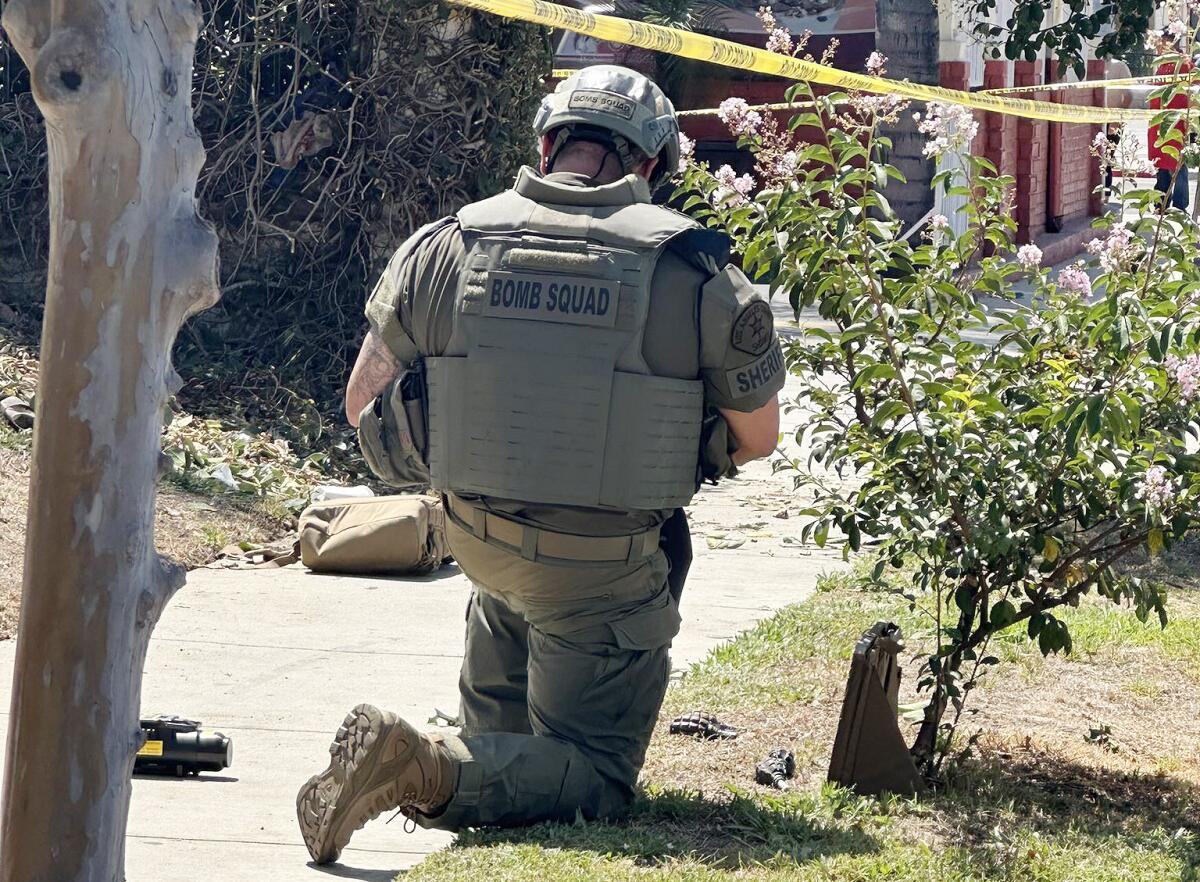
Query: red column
983,60,1017,180
1013,60,1048,242
1047,64,1066,229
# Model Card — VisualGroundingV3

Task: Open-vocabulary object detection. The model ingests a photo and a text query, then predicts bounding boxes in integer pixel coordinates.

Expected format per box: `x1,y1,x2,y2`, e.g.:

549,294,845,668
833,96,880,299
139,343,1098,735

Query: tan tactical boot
296,703,455,864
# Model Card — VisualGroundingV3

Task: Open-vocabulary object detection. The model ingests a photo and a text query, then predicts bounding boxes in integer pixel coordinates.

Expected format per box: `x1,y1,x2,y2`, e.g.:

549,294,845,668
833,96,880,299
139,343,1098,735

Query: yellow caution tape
450,0,1156,123
678,100,817,117
983,74,1188,95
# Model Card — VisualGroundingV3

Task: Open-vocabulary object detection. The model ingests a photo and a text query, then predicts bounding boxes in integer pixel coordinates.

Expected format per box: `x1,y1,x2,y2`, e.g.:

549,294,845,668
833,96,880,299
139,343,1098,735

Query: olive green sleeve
365,258,419,363
698,266,785,412
365,217,465,360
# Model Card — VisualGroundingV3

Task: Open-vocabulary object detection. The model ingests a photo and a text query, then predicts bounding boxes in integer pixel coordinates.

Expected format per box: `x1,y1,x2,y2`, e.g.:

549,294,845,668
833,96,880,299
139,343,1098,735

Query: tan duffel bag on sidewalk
299,495,451,575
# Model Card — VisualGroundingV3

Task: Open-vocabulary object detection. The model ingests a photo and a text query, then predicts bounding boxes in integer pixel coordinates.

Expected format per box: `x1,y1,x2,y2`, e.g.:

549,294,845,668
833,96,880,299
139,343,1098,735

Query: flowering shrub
677,43,1200,777
914,102,980,159
1016,243,1042,269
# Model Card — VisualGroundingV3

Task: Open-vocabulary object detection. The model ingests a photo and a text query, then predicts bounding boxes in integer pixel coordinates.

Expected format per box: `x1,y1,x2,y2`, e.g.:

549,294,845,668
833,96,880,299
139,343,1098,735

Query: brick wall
983,61,1018,181
934,58,1106,247
1012,61,1049,243
1048,63,1101,229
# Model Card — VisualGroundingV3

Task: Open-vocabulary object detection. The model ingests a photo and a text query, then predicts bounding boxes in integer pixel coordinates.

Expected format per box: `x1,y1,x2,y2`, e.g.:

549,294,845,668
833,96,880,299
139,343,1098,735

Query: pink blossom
914,103,979,159
1085,225,1137,273
712,164,755,206
718,97,763,138
766,149,800,180
716,165,754,196
866,52,887,76
1166,353,1200,400
1168,18,1189,39
677,133,695,173
1056,264,1092,298
850,90,906,120
732,173,755,196
714,164,738,188
1136,465,1177,511
1016,243,1042,270
766,28,793,55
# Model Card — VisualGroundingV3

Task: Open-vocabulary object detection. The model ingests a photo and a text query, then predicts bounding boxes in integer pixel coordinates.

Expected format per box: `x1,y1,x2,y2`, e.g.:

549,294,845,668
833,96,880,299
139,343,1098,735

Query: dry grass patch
0,443,286,640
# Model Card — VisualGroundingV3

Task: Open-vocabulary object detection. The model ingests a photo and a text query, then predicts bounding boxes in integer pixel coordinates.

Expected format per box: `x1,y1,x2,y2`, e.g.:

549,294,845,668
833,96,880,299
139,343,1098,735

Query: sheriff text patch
725,342,784,395
483,271,619,328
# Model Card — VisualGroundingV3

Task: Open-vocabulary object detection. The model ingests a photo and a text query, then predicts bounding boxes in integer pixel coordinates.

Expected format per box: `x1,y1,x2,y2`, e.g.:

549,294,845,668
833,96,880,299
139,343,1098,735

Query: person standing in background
1149,30,1194,211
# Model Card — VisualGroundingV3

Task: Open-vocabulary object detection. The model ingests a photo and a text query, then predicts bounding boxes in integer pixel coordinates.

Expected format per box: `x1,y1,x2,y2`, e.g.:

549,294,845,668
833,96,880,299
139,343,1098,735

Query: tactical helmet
534,65,681,187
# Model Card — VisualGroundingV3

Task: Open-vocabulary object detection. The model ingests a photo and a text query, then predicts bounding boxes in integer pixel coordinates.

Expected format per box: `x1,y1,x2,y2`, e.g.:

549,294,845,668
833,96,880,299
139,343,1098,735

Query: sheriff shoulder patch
730,300,773,356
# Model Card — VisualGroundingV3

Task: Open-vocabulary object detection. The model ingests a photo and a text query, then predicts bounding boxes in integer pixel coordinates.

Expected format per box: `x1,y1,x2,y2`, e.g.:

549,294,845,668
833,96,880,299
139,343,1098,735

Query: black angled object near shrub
828,621,922,797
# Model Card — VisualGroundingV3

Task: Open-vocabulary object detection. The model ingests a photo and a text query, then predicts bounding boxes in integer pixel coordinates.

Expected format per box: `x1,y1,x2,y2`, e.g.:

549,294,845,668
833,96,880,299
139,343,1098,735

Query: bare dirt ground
0,445,286,640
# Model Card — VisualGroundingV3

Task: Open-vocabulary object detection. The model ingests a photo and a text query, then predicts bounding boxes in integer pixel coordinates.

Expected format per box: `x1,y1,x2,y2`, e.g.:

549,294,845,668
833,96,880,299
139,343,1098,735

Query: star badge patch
730,300,773,356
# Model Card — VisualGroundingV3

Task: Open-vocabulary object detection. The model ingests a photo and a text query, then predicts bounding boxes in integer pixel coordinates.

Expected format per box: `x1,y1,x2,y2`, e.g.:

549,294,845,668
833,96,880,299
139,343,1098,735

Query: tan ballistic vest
424,180,704,512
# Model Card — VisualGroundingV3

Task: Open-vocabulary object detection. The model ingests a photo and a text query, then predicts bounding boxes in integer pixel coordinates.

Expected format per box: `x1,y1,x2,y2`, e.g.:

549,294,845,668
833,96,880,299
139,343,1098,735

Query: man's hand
345,330,401,427
721,396,780,465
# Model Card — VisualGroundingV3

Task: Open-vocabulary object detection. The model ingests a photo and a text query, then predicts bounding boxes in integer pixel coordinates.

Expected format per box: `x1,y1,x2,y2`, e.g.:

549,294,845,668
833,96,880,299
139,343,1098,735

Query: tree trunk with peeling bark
0,0,218,878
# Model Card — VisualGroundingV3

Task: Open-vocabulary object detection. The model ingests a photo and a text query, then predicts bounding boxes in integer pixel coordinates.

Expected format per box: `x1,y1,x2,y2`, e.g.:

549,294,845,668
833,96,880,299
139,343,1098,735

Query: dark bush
0,1,550,437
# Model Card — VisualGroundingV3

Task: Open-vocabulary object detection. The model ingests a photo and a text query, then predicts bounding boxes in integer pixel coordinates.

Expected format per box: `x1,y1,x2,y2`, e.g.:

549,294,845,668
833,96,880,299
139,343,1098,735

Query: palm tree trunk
875,0,939,229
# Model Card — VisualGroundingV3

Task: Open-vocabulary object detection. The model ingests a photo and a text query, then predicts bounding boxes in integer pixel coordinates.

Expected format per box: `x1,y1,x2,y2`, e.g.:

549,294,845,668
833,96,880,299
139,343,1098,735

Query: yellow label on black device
138,740,164,758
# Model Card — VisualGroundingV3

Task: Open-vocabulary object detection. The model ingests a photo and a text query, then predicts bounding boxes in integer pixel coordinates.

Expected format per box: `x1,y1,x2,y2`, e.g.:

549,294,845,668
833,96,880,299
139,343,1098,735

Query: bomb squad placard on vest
484,270,619,328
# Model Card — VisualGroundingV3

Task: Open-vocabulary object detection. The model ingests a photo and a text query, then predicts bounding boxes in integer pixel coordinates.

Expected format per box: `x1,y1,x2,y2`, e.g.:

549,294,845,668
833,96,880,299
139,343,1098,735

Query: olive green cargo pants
416,518,681,830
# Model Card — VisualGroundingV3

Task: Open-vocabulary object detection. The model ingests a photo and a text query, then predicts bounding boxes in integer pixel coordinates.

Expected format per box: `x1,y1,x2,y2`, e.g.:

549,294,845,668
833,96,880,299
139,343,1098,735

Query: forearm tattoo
347,331,402,419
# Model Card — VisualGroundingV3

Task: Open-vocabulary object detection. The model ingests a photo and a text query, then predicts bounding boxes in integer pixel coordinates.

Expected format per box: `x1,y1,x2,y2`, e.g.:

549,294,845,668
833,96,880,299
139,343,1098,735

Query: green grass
0,423,31,454
987,590,1200,679
408,809,1197,882
665,581,918,713
403,568,1200,882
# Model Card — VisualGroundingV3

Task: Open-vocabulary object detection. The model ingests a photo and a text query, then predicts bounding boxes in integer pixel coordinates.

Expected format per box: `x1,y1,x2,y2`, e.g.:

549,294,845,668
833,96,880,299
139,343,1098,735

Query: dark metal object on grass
827,621,923,796
754,748,796,790
668,711,738,740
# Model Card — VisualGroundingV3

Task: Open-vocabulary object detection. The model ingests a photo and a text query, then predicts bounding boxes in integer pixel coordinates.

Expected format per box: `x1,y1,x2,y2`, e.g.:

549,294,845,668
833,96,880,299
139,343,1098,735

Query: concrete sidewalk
0,370,843,882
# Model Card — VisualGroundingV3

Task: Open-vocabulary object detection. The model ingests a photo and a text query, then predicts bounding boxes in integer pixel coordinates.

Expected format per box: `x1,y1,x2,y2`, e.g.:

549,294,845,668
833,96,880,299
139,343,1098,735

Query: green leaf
851,363,897,390
845,518,861,552
1028,612,1047,639
814,521,829,548
1148,331,1163,362
990,599,1018,628
1065,410,1087,455
1086,395,1105,436
870,400,909,428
